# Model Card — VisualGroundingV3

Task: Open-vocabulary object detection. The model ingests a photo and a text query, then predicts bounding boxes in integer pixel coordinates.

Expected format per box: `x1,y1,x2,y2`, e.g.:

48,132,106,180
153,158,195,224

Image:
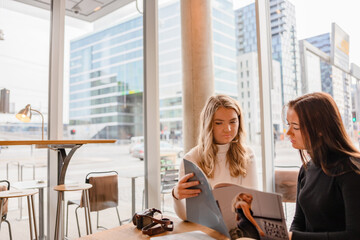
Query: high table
119,171,144,216
76,216,229,240
0,140,116,239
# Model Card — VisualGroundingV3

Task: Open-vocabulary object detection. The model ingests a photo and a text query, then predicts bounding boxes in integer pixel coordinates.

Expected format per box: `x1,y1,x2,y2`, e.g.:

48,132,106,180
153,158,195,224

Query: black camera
132,208,162,229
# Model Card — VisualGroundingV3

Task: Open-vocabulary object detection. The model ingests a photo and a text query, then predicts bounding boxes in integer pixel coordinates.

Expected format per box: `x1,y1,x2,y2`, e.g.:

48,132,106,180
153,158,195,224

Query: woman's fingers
178,187,201,195
179,193,200,199
179,180,200,189
178,173,195,183
177,189,201,199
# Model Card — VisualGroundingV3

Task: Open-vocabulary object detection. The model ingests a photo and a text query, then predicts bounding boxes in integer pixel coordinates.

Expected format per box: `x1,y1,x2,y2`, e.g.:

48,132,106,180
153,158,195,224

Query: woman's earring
231,138,238,143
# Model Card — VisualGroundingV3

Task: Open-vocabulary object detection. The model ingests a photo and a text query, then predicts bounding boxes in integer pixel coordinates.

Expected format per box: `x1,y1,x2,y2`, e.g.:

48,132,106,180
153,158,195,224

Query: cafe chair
0,180,38,240
0,180,11,240
65,171,121,238
274,168,299,219
160,167,179,212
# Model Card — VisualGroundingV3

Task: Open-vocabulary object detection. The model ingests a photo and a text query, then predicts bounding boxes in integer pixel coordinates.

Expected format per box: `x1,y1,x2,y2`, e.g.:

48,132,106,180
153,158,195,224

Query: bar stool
53,183,92,240
0,189,38,240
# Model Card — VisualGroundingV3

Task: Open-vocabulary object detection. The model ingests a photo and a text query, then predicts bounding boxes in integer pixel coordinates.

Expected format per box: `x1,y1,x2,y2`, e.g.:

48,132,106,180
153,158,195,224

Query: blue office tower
69,0,237,139
304,23,352,132
305,33,333,95
235,0,301,105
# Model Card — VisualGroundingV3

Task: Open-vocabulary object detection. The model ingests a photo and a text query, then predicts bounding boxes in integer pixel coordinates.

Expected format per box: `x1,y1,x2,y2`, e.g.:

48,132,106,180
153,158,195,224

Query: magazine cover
184,159,288,240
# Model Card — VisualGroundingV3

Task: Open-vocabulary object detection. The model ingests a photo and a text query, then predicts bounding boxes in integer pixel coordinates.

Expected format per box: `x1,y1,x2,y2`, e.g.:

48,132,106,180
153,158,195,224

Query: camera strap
141,217,174,236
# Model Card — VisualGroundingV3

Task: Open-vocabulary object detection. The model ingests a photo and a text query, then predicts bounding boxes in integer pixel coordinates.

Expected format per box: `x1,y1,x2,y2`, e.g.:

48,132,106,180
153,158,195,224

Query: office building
237,53,282,144
0,88,10,113
235,0,301,106
69,0,237,139
305,23,352,132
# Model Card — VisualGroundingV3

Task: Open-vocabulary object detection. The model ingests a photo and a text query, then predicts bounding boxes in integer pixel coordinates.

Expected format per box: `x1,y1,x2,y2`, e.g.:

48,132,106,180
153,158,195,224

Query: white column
255,0,275,192
48,0,65,238
181,0,214,153
143,0,160,209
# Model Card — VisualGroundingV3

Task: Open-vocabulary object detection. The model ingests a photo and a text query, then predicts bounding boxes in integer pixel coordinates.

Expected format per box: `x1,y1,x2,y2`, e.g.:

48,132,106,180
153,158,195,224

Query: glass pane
158,0,249,214
158,0,183,214
236,0,359,230
234,1,265,189
64,2,144,236
0,0,50,239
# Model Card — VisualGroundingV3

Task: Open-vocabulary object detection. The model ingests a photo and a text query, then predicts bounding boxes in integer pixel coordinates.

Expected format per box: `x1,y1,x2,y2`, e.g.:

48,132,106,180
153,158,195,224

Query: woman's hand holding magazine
173,173,201,200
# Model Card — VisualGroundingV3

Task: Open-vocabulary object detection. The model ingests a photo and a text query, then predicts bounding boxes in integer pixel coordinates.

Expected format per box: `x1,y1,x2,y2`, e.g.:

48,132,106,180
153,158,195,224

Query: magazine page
184,159,230,238
213,184,288,240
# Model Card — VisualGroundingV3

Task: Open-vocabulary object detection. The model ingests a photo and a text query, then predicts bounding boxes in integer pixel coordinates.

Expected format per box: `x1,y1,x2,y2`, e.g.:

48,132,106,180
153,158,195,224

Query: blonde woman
231,193,265,239
172,95,258,220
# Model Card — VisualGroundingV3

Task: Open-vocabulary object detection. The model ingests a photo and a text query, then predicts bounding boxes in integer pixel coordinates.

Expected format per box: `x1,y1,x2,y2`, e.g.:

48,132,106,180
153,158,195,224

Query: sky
234,0,360,65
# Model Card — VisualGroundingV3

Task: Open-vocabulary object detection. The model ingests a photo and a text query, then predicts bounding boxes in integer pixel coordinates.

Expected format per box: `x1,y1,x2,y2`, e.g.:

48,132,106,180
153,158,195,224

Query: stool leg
54,192,63,240
86,190,92,234
82,190,90,235
75,206,81,237
84,189,92,234
0,198,4,231
30,195,38,240
65,202,69,237
27,196,33,240
82,190,91,235
61,196,65,240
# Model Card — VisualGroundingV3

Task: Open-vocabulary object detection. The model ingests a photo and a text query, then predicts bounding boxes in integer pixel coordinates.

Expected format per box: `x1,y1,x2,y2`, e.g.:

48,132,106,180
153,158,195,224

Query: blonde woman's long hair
197,95,248,178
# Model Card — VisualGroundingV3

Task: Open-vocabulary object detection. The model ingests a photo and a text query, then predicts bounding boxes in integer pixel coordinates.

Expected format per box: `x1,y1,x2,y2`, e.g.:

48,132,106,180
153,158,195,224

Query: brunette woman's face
286,107,306,150
213,107,239,145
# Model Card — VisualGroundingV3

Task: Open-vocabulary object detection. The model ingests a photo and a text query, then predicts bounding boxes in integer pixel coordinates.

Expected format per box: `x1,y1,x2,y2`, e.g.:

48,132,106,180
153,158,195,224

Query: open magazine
184,159,288,240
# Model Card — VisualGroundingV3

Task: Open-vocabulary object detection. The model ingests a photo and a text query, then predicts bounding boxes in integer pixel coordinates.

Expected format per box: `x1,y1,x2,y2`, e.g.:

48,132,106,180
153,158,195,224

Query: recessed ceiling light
94,6,102,12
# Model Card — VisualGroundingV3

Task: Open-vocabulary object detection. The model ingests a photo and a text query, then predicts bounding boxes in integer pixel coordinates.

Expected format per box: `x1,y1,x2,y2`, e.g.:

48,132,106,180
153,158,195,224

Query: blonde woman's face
242,193,253,204
213,107,239,145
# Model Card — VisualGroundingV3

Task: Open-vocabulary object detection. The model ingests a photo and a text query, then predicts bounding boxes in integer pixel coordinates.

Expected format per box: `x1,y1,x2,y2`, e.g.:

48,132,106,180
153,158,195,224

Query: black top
290,160,360,239
236,208,260,239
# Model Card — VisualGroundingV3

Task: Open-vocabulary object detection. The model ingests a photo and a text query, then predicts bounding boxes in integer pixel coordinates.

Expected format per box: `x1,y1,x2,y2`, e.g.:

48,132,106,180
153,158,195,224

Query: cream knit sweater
173,143,258,220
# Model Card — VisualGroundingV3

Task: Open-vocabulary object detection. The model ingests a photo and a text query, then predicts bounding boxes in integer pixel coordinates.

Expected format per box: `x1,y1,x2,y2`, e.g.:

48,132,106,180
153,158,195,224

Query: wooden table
0,140,116,184
76,217,229,240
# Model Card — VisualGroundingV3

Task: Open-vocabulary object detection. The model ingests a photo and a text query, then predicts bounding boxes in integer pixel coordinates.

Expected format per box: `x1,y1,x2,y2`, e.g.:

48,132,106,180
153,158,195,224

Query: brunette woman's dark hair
287,92,360,175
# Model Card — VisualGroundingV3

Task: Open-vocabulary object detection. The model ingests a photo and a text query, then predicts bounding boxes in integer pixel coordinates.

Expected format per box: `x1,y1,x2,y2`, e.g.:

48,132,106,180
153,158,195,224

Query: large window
63,2,145,237
0,1,50,239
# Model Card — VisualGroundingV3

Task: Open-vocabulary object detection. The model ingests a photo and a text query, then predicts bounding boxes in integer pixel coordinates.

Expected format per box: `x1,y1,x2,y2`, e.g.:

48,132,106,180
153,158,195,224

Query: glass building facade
235,0,301,106
69,0,237,139
305,33,333,95
305,26,352,133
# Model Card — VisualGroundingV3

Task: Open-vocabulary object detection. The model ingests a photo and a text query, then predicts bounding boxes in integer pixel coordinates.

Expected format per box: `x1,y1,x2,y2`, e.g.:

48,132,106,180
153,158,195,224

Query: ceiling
13,0,136,22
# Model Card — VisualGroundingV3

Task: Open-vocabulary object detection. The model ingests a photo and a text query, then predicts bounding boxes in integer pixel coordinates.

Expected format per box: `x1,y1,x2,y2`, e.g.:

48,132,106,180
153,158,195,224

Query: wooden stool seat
0,189,38,198
54,183,92,192
54,183,93,240
0,189,38,240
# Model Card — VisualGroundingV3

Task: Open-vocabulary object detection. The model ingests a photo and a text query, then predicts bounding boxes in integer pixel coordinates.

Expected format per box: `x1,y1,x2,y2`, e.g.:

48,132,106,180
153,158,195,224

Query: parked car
129,136,144,154
132,141,183,161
